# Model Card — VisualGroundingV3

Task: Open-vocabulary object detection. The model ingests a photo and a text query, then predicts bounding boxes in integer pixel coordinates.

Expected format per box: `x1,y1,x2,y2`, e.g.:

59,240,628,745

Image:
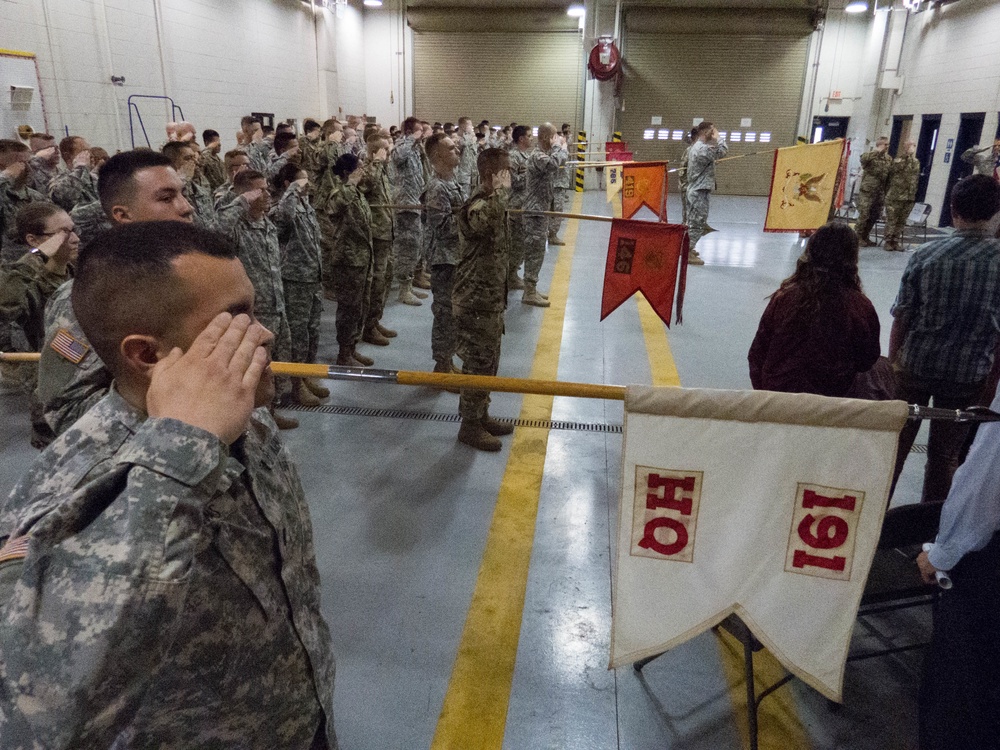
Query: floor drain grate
289,403,623,433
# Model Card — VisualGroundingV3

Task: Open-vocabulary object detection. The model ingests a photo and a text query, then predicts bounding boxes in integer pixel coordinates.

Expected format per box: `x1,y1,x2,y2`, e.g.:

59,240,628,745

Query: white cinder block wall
0,0,368,153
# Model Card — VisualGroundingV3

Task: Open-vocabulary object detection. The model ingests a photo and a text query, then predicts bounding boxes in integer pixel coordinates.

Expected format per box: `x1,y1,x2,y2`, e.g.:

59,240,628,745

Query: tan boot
522,283,550,307
398,281,423,306
687,251,705,266
337,346,360,367
363,327,391,346
271,408,299,430
507,273,525,291
376,322,398,338
413,270,432,290
547,233,566,246
411,287,429,299
304,378,330,398
294,379,321,406
352,347,374,367
482,412,514,436
458,419,501,451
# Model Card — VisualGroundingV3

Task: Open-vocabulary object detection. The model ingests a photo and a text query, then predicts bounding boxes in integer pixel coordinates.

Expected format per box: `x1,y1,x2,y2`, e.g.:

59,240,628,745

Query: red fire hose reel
588,38,621,81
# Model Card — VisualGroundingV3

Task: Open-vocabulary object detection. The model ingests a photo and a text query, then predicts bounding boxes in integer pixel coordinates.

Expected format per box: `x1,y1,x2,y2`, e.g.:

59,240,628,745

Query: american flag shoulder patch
50,327,89,364
0,534,30,565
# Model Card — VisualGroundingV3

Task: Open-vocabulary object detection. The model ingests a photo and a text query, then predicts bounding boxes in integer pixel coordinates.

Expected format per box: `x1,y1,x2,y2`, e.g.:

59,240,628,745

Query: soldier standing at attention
686,121,728,266
456,117,479,194
677,127,698,226
271,162,329,407
506,125,532,292
214,149,251,210
200,129,227,191
521,123,567,307
391,117,427,306
454,148,516,452
0,221,339,748
48,136,99,213
854,136,893,247
359,134,397,345
0,140,46,264
163,141,219,230
883,141,921,252
424,132,468,375
960,137,1000,180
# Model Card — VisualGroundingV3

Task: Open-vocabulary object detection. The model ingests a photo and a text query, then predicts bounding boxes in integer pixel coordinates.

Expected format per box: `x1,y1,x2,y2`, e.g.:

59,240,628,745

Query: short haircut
273,132,297,155
161,140,194,167
477,147,509,182
98,150,174,215
0,139,29,166
272,161,305,191
59,136,85,163
512,125,531,143
261,125,275,137
424,132,450,162
950,174,1000,223
72,222,238,374
16,201,64,244
275,122,293,135
332,153,360,181
366,133,388,151
694,121,714,138
444,122,455,133
224,149,249,170
458,117,471,128
203,129,220,145
241,115,256,129
303,119,321,134
402,116,421,136
233,169,266,193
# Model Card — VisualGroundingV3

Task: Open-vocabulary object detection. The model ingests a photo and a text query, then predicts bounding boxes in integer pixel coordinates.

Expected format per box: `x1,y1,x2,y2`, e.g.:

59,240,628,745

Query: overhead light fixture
844,1,869,12
363,0,383,5
567,4,586,17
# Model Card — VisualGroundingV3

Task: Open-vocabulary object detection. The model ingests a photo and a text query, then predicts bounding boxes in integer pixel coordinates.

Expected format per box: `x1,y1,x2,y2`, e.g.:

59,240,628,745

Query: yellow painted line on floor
636,296,681,387
430,194,583,750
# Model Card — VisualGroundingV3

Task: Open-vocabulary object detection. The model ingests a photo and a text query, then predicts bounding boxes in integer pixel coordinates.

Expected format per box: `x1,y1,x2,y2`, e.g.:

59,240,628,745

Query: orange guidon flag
622,162,668,221
764,139,846,232
601,220,689,327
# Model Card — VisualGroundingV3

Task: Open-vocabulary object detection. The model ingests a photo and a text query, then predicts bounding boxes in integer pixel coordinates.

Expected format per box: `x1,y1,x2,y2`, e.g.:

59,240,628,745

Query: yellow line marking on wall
430,194,583,750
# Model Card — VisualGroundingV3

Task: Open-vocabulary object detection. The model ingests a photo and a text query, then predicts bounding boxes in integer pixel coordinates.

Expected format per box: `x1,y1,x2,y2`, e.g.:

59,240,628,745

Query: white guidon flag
610,387,910,701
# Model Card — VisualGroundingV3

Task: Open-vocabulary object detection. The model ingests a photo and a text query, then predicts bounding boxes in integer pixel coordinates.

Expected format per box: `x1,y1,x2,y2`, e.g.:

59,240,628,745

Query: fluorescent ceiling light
567,5,586,17
364,0,383,6
844,1,869,12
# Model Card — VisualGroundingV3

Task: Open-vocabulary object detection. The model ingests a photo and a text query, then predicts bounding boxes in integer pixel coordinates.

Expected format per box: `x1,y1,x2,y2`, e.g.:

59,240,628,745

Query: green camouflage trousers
431,264,456,365
332,263,372,347
854,189,885,241
522,215,548,284
256,309,293,403
883,200,915,246
282,280,323,364
367,237,392,328
548,188,568,237
455,305,503,421
394,212,422,282
317,212,338,296
686,188,710,249
509,213,525,279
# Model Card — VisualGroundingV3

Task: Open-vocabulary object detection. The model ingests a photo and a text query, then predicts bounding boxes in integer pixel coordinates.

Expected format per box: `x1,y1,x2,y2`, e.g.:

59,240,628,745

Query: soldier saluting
854,136,892,247
883,140,921,252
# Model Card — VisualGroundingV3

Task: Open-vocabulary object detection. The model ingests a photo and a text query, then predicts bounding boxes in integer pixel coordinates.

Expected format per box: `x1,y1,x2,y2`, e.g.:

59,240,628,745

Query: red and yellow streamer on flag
621,162,668,221
764,139,846,232
601,220,689,327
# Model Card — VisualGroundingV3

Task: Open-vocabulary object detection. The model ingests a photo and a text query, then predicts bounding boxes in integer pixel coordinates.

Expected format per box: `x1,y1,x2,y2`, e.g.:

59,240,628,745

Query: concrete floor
0,192,933,749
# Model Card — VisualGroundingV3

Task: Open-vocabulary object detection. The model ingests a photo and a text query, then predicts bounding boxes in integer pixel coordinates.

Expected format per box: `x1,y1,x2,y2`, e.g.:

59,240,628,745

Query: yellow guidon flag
764,139,846,232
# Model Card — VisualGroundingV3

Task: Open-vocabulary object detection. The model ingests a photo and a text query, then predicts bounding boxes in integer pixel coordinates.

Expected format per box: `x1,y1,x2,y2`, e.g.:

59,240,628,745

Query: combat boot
294,379,321,406
688,251,705,266
411,287,429,299
507,273,525,291
398,281,423,306
547,232,566,246
304,378,330,398
337,346,361,367
363,326,391,346
522,283,550,307
270,408,299,430
482,412,514,436
458,419,502,452
376,322,398,338
351,347,374,367
413,269,432,290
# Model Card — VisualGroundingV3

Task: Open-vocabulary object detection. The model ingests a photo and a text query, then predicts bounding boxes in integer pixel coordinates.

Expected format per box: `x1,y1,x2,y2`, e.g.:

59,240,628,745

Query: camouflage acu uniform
507,147,530,279
359,159,395,331
213,181,238,211
425,175,468,367
0,390,338,749
184,177,220,230
272,182,324,365
27,157,60,195
454,186,510,421
685,138,728,250
318,179,374,348
36,280,113,443
855,148,892,242
522,144,567,284
48,164,99,212
219,205,293,403
299,137,325,185
548,147,572,238
883,153,921,249
960,146,1000,178
678,144,692,224
199,149,226,191
70,199,113,248
390,136,425,282
0,173,45,265
456,132,479,193
240,140,271,173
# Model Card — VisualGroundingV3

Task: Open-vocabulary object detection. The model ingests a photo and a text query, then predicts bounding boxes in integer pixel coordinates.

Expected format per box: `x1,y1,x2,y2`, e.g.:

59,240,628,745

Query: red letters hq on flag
601,220,689,327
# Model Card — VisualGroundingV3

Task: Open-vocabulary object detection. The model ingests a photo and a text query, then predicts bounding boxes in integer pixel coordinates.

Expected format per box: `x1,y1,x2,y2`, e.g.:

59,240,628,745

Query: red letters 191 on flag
601,220,689,327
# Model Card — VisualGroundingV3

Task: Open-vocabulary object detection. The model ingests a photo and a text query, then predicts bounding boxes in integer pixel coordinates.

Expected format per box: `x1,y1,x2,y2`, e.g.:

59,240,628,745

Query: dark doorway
939,112,985,227
812,116,849,142
915,114,941,204
890,115,913,157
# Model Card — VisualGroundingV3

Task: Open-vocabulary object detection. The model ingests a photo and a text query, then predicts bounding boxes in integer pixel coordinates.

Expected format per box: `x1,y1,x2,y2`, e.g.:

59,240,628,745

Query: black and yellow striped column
612,130,622,143
575,131,586,192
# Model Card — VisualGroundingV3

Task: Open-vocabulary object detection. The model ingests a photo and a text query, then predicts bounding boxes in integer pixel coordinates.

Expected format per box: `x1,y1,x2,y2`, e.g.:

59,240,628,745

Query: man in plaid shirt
889,174,1000,503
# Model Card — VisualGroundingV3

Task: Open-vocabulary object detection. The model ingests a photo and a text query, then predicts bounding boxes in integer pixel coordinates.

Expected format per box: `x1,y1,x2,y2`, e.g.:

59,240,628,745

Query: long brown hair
771,222,863,318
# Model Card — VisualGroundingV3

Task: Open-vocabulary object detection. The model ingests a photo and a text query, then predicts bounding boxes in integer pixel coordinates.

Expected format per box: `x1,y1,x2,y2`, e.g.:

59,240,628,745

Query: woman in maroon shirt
748,222,881,397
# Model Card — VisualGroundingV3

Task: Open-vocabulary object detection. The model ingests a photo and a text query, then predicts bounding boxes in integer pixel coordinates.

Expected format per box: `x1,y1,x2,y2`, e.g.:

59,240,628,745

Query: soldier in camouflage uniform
507,126,532,292
960,138,1000,179
48,136,99,212
855,136,892,247
1,141,46,265
391,117,427,305
677,128,698,225
298,119,325,184
686,122,728,266
883,141,921,252
423,133,468,374
548,128,572,246
163,141,219,230
271,163,329,406
453,148,516,452
0,221,338,749
36,151,195,444
455,117,479,194
199,129,227,191
237,116,270,172
359,134,398,345
316,153,376,368
214,150,251,211
69,199,112,248
521,123,567,306
27,135,61,195
218,170,297,428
